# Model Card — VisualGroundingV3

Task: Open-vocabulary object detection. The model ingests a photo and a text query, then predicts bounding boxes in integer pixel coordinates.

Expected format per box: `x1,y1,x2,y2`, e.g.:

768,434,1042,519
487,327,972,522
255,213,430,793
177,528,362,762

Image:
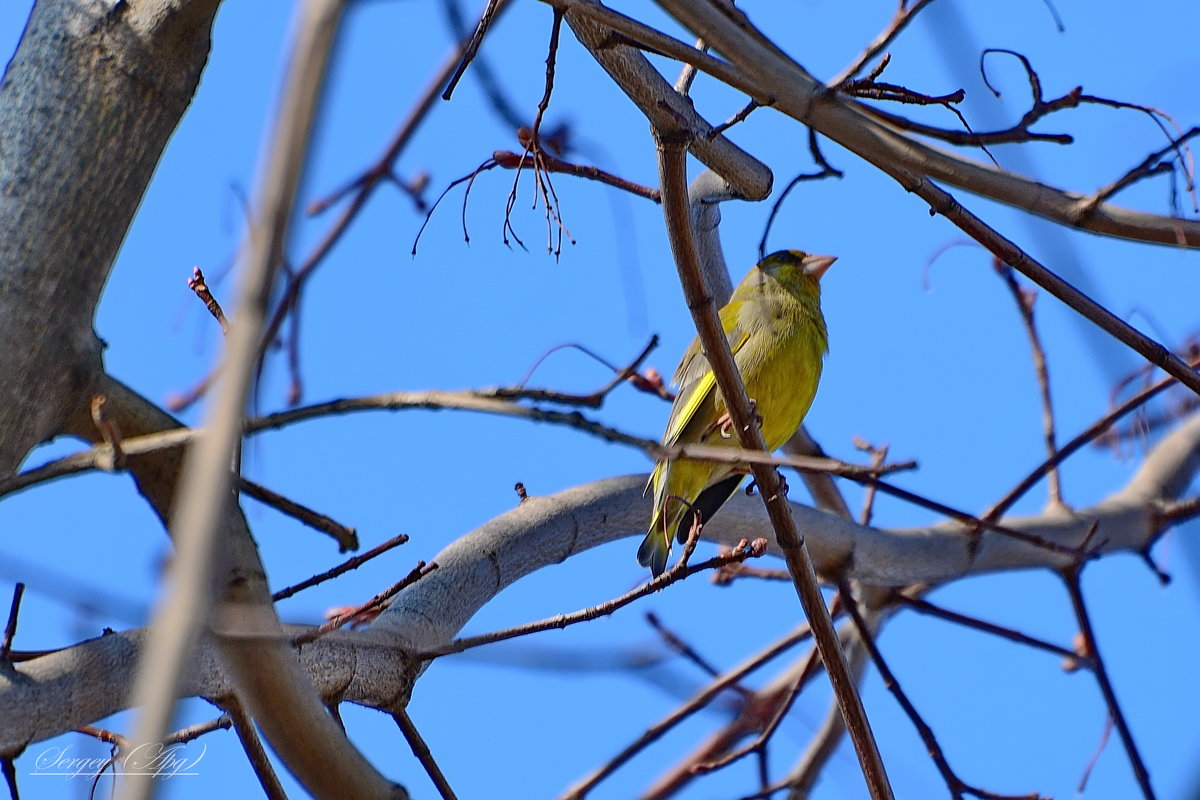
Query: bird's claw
716,399,761,439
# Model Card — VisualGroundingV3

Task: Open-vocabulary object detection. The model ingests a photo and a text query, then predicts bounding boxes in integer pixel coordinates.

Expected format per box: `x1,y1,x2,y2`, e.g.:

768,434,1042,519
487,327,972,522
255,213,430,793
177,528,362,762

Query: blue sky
2,1,1199,798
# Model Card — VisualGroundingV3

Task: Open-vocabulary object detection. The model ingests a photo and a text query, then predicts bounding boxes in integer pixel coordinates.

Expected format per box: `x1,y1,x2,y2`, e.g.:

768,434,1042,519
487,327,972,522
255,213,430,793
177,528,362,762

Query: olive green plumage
638,249,834,575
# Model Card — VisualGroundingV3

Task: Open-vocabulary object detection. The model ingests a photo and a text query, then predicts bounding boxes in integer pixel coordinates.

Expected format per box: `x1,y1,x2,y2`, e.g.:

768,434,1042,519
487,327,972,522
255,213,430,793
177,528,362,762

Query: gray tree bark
0,0,219,470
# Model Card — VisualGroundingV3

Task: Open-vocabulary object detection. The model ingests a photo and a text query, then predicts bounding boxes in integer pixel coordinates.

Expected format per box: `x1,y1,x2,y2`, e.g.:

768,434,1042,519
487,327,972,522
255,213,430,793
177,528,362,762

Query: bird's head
758,249,837,297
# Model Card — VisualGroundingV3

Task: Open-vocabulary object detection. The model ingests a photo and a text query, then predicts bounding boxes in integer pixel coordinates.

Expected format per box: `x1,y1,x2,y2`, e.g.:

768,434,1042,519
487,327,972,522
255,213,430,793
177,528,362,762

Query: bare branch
272,533,411,602
0,583,24,662
1061,567,1155,798
395,709,459,800
839,581,1045,800
293,562,438,646
558,0,1200,247
896,594,1084,664
562,625,813,797
117,3,407,798
419,537,764,659
831,0,939,87
237,476,359,552
226,698,288,800
653,130,892,798
984,351,1200,523
441,0,507,102
562,6,773,200
993,261,1064,509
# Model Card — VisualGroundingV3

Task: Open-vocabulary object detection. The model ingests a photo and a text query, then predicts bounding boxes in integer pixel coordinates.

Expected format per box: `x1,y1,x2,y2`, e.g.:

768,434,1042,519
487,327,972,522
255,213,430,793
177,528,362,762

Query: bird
637,249,834,576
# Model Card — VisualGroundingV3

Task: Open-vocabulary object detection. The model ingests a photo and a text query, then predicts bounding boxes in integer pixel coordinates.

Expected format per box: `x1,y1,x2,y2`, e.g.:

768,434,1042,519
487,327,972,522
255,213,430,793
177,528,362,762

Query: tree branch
5,413,1200,751
652,131,892,798
548,0,1200,248
0,0,221,470
107,3,406,798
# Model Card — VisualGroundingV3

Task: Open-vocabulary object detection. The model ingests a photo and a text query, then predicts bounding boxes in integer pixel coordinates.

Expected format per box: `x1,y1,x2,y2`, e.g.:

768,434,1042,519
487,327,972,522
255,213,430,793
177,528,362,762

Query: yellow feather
638,250,832,575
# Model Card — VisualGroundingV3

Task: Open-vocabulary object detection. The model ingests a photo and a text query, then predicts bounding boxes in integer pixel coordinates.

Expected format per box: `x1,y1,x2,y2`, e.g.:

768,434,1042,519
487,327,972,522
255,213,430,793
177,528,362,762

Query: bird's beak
802,254,837,280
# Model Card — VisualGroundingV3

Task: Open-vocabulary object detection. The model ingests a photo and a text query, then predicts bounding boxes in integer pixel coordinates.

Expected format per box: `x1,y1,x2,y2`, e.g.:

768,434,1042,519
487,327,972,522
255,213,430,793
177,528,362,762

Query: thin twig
830,0,938,87
857,474,1080,555
1080,127,1200,213
394,708,459,800
983,351,1200,523
442,0,506,101
273,532,410,602
896,594,1085,664
439,0,524,128
561,624,813,798
691,648,822,775
645,612,746,690
839,580,1044,800
1077,715,1115,792
493,149,660,201
237,476,359,551
712,561,792,585
757,130,843,259
292,561,438,645
227,698,288,800
0,394,913,502
862,101,1072,147
503,335,668,406
1061,568,1155,798
853,438,889,525
81,714,234,749
164,715,234,745
534,10,567,251
0,583,25,661
994,260,1063,508
420,536,765,659
708,98,762,138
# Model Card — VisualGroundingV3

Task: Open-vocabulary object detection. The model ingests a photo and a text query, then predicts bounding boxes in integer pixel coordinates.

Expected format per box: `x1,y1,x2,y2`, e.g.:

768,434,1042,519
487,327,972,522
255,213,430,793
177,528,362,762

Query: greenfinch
638,249,834,575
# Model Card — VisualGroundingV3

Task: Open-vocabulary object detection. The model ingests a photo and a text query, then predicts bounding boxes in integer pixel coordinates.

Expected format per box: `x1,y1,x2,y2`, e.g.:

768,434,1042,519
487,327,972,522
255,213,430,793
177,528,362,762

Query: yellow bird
638,249,834,575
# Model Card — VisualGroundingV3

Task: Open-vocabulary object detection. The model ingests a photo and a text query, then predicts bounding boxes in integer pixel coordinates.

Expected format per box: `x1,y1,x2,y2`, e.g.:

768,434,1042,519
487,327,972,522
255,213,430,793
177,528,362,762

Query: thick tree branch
3,413,1200,750
372,411,1200,652
0,627,417,754
81,3,404,798
655,1,1200,399
0,0,221,471
545,0,1200,248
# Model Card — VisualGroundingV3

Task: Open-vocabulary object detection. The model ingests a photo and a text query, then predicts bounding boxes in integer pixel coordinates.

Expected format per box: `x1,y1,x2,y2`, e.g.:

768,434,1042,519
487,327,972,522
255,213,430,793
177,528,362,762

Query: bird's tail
638,474,746,577
637,515,672,577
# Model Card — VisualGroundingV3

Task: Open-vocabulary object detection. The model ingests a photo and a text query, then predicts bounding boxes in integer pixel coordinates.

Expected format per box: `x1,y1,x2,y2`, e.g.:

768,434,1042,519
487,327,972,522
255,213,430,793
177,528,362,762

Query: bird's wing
662,301,752,447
